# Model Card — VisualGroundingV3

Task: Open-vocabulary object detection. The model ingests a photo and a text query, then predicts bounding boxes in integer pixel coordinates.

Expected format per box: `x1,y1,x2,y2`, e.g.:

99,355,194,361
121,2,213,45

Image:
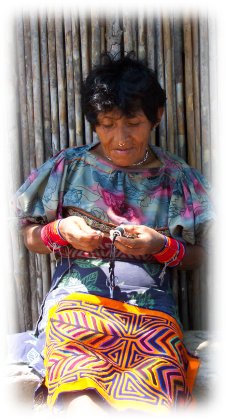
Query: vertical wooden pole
198,21,210,313
41,254,52,299
64,13,76,147
31,15,52,313
106,13,123,59
163,16,175,154
16,17,30,180
80,14,92,144
199,17,211,179
23,17,36,172
100,16,106,55
155,15,167,149
173,17,186,160
91,11,101,67
47,15,60,154
137,12,146,61
9,22,33,327
30,14,44,167
178,272,189,330
146,15,157,146
189,270,201,329
192,17,202,171
91,11,101,143
208,16,217,177
72,14,84,146
5,20,22,333
40,15,52,160
55,15,68,150
28,252,39,328
183,18,196,168
123,16,135,56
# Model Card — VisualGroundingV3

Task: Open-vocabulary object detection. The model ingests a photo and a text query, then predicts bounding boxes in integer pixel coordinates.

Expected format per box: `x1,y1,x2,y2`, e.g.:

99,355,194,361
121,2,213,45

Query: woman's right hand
58,216,104,252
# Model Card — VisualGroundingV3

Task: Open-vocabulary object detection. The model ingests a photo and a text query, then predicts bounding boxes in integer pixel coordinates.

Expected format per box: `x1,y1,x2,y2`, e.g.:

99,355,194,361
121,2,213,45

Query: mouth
114,148,133,153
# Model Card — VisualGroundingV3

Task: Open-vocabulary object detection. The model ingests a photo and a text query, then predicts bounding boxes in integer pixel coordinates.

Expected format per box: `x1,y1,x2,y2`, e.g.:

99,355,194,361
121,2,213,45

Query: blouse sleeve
168,166,215,248
16,150,69,226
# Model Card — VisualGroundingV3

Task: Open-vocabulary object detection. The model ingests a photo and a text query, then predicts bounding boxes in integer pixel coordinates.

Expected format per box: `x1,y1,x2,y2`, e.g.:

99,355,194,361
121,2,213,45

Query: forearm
21,217,104,254
113,225,206,271
178,244,206,270
21,224,51,254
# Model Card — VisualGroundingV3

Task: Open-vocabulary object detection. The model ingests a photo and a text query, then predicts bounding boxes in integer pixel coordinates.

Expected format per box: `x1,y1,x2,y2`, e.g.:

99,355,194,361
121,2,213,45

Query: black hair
82,54,166,129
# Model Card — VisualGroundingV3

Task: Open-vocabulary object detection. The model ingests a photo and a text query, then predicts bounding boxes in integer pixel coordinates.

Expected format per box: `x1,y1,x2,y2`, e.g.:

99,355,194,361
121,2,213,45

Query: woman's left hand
111,224,165,256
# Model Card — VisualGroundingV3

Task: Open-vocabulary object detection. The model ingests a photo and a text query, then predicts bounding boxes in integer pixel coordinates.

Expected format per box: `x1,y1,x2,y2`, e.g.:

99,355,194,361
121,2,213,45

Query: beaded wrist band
40,219,69,252
153,236,186,267
153,236,186,283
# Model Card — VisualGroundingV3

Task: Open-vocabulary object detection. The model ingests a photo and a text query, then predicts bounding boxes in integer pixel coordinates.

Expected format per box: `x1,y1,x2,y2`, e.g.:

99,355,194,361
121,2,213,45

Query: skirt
42,292,200,413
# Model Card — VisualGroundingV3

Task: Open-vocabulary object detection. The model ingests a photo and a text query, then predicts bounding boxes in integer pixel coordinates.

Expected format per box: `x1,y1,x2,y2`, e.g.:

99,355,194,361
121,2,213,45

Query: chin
110,150,137,166
112,157,133,166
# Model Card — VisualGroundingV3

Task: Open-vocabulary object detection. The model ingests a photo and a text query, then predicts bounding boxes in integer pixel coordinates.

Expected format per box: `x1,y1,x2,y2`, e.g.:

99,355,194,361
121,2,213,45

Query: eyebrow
99,113,143,120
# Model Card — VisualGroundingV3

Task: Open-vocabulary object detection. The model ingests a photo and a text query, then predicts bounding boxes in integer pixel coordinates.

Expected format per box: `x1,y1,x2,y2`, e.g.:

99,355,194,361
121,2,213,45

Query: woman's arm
21,216,104,254
112,224,206,271
22,224,51,254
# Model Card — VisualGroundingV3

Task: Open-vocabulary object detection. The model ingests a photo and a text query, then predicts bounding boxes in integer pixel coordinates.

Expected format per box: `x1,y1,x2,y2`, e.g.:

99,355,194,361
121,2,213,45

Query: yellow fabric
44,293,200,412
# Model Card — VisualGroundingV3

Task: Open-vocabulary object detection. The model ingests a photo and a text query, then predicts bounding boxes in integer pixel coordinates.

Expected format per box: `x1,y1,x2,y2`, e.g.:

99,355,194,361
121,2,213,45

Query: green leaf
82,271,102,292
75,260,95,269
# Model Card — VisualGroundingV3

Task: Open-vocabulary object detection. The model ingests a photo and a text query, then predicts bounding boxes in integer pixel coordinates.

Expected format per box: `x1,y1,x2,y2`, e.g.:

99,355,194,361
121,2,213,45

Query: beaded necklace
105,148,150,166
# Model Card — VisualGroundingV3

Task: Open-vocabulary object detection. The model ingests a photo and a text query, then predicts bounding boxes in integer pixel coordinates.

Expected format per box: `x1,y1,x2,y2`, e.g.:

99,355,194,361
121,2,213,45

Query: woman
15,56,214,414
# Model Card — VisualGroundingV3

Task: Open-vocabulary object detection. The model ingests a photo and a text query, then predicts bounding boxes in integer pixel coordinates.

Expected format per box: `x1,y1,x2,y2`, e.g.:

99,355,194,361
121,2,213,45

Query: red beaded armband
153,236,185,267
40,219,69,251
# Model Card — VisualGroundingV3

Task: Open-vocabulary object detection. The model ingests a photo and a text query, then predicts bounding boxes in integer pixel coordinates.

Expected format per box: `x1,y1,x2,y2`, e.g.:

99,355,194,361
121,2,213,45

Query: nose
115,124,130,144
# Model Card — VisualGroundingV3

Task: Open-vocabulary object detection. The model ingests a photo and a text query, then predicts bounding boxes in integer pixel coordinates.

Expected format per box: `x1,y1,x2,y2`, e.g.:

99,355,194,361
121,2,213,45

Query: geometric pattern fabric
44,293,200,413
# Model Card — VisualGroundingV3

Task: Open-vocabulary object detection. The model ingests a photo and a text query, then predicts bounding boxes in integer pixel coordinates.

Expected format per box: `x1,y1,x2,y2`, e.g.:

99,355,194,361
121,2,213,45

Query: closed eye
102,123,114,128
127,121,141,126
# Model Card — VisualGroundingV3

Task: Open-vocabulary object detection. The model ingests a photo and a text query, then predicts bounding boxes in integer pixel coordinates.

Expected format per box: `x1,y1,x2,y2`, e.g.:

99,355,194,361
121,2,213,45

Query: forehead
97,109,146,120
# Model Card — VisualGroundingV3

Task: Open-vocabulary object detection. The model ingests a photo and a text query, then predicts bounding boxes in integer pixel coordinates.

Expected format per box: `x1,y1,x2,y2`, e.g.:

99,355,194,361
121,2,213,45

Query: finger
72,228,102,241
115,235,148,249
65,224,102,248
72,217,101,235
122,224,141,235
109,225,142,241
70,232,103,251
113,240,147,256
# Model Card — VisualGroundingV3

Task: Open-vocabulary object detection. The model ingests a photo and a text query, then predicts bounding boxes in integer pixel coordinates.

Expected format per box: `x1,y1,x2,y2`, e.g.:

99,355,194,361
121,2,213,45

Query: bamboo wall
9,10,215,333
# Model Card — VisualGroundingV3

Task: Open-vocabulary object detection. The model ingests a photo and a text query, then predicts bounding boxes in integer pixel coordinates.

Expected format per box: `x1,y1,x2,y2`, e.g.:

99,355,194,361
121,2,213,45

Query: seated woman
15,55,214,414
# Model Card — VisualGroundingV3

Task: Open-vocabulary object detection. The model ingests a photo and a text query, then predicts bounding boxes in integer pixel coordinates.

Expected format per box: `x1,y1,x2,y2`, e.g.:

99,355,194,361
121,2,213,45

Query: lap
41,292,198,413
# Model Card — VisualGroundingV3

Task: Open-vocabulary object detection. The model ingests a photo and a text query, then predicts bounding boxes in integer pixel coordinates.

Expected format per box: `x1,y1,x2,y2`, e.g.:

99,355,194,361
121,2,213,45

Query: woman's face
95,109,154,167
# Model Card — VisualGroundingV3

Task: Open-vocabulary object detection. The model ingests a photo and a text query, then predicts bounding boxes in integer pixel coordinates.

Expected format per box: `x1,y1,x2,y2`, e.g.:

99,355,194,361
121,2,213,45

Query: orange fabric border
44,292,200,411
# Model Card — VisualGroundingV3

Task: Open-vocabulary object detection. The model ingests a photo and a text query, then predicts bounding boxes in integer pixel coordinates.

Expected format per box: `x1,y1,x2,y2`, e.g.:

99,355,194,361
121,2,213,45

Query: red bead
41,220,69,251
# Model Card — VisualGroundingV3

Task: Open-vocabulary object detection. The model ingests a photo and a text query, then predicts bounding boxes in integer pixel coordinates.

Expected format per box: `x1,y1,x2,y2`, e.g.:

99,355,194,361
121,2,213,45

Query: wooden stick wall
10,11,213,332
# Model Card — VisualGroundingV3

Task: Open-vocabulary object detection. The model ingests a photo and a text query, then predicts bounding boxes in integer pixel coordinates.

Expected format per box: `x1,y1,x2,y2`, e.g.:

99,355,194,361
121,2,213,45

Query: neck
105,148,151,167
91,143,162,169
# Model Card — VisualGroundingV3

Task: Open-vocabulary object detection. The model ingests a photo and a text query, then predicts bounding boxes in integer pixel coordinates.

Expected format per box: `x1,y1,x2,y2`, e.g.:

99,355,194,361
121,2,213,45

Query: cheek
136,129,150,145
96,132,108,145
96,128,112,145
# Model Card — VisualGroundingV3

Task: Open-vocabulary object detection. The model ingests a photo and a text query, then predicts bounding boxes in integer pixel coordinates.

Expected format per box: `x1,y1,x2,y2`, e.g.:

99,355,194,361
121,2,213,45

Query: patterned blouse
16,141,215,328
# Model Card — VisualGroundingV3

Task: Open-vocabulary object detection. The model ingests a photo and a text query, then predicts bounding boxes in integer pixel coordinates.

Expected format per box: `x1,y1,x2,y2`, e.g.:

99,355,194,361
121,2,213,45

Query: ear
156,107,164,123
152,107,164,130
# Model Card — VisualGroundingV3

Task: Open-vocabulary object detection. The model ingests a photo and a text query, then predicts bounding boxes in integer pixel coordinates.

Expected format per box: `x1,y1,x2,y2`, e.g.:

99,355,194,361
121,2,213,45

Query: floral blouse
16,141,215,322
10,141,215,376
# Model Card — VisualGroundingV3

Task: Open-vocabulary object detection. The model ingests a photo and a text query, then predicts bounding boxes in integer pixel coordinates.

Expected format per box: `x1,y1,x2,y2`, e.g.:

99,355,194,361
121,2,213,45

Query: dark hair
82,54,166,129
